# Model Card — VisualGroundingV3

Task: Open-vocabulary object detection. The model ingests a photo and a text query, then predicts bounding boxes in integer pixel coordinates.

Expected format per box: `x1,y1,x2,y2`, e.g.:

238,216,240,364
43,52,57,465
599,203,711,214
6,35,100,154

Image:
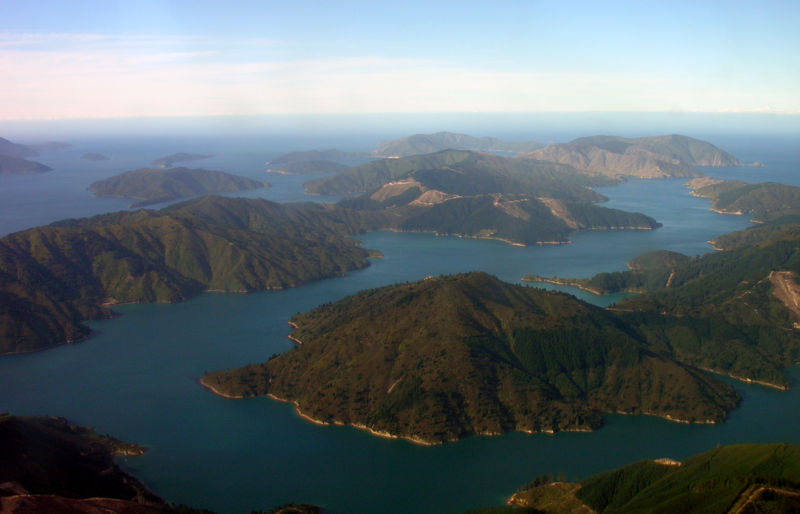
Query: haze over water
0,128,798,513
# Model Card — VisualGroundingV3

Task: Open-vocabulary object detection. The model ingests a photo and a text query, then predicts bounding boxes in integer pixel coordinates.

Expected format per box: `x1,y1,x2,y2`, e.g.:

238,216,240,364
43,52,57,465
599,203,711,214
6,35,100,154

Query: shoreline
698,366,789,391
199,380,731,443
198,377,245,399
521,276,606,296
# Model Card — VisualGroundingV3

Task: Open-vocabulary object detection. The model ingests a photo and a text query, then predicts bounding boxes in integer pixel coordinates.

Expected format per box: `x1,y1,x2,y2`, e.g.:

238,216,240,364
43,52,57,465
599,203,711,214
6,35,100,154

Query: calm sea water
0,132,798,513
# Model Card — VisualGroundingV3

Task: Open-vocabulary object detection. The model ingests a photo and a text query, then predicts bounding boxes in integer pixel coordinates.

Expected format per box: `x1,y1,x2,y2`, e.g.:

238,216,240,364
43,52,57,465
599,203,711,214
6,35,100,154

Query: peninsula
687,178,800,222
0,195,384,354
203,272,739,444
526,218,800,389
0,414,165,512
0,154,52,174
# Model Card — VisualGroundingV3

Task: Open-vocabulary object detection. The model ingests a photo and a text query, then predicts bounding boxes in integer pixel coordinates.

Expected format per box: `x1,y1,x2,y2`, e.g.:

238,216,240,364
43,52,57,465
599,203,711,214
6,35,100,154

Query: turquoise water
0,133,798,513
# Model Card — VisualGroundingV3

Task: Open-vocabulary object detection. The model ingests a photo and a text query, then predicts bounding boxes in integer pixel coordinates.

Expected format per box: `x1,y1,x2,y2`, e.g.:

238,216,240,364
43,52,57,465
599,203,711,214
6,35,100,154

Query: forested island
203,272,739,444
522,134,741,178
88,167,269,206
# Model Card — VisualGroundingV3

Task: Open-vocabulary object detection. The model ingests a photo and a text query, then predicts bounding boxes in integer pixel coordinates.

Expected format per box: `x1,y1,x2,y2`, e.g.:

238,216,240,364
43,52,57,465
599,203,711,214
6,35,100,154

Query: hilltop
88,167,269,206
372,131,543,157
506,443,800,513
0,196,383,354
522,134,741,179
203,272,738,444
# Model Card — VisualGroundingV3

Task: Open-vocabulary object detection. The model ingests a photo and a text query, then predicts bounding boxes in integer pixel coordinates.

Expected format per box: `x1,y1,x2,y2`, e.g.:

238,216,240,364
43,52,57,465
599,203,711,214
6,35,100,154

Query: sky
1,0,799,121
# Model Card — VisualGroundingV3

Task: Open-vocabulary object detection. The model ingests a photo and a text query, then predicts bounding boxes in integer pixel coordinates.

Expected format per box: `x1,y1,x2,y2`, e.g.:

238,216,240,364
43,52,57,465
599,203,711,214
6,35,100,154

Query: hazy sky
1,1,799,120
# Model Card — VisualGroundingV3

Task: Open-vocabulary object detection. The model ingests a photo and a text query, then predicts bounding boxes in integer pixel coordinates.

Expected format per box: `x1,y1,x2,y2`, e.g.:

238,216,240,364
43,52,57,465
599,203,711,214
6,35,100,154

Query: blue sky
1,1,798,120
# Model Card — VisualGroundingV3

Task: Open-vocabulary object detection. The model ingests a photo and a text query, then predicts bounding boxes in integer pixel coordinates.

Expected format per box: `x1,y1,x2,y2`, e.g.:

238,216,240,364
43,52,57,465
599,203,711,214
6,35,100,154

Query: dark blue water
0,131,797,513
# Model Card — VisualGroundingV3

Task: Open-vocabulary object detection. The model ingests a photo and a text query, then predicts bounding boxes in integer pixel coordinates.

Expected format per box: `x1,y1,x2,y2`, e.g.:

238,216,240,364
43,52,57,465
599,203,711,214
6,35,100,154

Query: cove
0,176,789,514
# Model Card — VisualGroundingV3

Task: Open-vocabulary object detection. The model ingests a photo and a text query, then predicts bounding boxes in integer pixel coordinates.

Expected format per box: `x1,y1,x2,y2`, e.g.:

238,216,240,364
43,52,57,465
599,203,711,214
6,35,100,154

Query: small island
88,167,269,206
81,152,110,161
151,152,212,168
203,272,739,444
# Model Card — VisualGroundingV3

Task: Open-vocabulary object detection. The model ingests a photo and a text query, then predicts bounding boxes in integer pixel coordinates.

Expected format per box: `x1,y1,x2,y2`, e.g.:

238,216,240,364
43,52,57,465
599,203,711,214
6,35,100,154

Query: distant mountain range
521,134,741,179
203,272,739,444
88,167,268,206
372,131,543,157
309,149,659,245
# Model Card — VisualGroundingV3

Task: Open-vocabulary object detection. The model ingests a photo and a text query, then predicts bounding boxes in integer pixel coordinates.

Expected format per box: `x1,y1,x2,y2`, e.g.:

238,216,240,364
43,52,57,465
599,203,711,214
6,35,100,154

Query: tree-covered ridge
526,222,800,388
304,149,478,195
0,196,382,355
88,167,269,207
689,179,800,222
509,443,800,513
203,272,739,444
372,131,543,157
322,150,659,245
522,134,741,179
